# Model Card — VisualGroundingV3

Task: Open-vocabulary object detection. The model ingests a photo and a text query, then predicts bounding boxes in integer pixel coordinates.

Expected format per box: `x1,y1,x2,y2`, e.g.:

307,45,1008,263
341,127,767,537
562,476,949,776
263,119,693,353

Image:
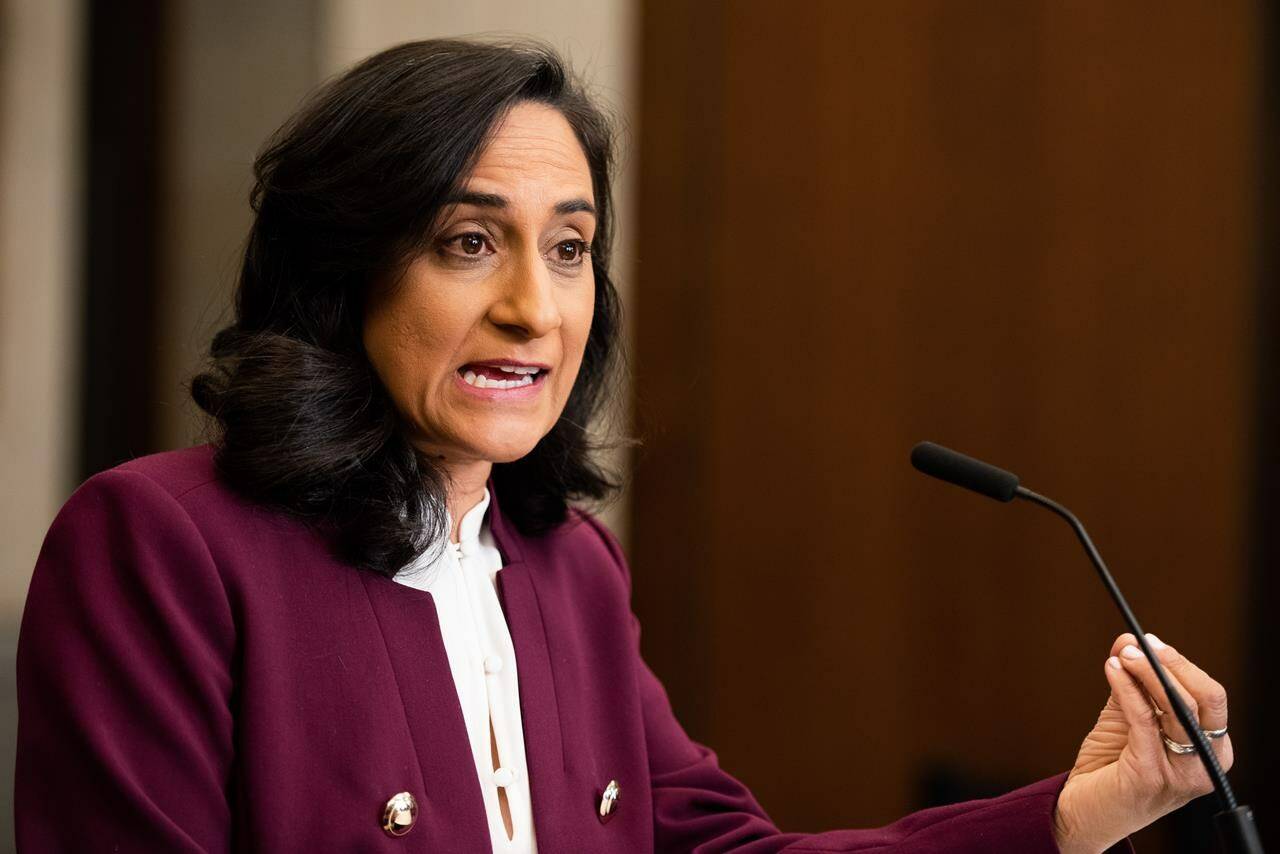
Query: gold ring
1162,733,1197,754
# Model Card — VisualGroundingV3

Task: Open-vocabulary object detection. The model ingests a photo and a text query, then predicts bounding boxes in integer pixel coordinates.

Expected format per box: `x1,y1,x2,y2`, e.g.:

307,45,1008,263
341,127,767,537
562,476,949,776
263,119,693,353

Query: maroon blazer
16,445,1124,851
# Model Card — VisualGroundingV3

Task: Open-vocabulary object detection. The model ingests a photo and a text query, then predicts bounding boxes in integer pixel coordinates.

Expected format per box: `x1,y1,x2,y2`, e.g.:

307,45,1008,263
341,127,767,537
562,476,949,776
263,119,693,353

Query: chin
470,432,545,464
406,421,544,464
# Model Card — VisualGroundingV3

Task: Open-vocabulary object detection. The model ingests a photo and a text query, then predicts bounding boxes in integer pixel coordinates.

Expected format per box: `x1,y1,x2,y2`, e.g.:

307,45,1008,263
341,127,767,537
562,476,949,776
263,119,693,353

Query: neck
440,459,493,543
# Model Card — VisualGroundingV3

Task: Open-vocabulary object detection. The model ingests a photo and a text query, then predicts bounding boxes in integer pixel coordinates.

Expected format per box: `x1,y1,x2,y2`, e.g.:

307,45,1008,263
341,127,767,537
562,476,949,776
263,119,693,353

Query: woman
15,38,1233,852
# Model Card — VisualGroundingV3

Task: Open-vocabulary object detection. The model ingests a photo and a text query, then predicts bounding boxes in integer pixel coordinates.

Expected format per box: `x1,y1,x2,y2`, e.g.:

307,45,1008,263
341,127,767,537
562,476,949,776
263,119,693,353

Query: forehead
463,102,593,198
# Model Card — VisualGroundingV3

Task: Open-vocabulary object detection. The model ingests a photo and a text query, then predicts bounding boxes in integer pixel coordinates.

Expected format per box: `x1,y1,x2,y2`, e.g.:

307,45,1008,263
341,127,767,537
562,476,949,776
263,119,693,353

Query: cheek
364,297,459,400
366,318,419,393
553,292,595,393
565,286,596,358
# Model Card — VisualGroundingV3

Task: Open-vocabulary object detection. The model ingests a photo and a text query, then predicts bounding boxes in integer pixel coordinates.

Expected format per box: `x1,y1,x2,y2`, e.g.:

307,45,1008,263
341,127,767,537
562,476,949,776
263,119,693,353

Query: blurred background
0,1,1274,850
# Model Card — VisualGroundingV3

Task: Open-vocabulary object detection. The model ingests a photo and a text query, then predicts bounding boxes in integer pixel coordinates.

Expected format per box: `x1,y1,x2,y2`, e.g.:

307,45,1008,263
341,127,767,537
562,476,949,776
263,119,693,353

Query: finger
1104,655,1163,756
1143,634,1229,732
1118,641,1199,743
1110,632,1138,658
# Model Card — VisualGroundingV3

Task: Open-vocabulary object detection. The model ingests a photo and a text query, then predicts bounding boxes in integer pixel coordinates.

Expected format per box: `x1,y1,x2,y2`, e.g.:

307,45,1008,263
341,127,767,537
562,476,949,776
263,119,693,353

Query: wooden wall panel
634,1,1260,845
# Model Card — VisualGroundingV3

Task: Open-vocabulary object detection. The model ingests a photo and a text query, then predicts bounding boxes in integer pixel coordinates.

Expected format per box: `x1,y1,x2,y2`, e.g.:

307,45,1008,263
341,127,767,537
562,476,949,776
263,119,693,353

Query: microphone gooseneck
910,441,1263,854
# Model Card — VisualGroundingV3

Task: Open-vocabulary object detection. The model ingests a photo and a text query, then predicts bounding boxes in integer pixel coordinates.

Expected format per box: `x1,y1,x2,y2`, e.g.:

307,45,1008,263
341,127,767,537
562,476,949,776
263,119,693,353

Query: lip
459,357,553,371
453,365,550,401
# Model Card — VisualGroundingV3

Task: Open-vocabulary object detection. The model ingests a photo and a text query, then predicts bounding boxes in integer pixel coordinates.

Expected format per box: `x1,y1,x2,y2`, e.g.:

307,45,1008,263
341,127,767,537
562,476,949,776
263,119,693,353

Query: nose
487,244,562,338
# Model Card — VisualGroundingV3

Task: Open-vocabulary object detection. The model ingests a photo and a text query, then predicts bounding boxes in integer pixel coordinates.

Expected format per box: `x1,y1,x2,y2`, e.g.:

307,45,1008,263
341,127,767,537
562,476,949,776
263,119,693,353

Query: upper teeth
462,365,541,390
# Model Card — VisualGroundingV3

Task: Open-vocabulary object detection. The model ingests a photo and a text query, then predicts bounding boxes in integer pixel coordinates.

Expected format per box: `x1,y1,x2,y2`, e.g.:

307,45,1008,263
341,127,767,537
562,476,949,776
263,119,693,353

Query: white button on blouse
394,488,536,853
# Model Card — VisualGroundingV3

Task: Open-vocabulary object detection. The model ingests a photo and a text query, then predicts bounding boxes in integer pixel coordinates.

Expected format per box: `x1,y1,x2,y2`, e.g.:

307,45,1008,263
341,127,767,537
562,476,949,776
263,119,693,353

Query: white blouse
394,488,536,853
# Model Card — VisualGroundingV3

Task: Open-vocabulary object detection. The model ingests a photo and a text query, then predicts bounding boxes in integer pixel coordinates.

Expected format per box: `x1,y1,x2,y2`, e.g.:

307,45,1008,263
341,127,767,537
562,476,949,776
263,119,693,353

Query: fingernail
1146,633,1166,650
1108,656,1122,670
1122,644,1143,660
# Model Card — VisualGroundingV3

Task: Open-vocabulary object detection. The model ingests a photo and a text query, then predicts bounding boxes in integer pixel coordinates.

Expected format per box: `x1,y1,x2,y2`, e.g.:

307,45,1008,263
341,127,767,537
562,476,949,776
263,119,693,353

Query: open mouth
457,363,548,390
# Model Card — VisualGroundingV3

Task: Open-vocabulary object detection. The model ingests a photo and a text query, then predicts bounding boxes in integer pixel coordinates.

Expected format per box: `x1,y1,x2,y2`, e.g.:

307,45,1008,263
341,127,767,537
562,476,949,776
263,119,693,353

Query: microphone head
910,442,1020,502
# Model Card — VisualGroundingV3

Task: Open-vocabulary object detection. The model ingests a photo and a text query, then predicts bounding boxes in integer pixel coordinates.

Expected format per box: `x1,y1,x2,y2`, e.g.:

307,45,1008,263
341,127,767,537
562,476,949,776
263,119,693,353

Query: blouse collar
398,486,492,586
450,486,491,546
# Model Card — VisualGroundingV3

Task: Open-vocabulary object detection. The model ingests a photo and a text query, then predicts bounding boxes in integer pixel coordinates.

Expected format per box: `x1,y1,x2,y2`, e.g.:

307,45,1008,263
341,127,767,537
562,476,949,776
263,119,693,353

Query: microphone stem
1013,485,1238,812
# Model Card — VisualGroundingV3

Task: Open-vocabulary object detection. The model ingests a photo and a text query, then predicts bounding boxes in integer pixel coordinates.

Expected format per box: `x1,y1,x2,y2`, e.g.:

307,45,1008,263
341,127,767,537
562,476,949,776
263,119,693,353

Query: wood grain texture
633,0,1259,841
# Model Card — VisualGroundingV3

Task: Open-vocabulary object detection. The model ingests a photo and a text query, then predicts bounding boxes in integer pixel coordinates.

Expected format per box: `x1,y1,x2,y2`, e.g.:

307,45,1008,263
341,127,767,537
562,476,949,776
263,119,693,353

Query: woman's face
363,101,597,469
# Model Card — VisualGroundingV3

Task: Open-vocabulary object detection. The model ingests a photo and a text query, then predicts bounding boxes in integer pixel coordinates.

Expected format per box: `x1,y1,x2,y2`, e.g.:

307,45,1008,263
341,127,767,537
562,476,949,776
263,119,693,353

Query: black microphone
911,441,1263,854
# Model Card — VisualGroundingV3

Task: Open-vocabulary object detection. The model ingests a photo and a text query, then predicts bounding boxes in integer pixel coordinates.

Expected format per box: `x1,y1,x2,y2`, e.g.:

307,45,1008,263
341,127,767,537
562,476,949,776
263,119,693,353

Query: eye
438,231,494,260
551,239,592,265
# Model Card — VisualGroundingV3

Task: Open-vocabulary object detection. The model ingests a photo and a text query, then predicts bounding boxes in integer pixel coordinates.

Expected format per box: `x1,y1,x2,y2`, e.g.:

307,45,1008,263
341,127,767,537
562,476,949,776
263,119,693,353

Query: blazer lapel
359,571,491,850
487,476,574,849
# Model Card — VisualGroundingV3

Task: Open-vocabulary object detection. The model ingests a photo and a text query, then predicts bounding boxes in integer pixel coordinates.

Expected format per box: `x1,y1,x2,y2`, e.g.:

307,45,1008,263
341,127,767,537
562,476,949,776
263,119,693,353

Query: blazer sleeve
581,513,1134,853
15,469,236,853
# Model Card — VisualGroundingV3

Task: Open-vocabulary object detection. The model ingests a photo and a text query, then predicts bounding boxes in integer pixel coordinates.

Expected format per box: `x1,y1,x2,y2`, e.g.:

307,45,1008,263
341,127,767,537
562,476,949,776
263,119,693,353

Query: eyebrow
442,190,596,217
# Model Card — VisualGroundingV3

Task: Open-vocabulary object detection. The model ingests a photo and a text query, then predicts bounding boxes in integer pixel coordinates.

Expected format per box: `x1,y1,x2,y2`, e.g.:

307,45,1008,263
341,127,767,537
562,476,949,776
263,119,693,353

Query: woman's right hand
1052,632,1233,853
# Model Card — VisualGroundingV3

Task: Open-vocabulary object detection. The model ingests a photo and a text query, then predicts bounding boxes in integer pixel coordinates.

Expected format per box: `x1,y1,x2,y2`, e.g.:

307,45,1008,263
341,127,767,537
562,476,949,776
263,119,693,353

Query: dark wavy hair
190,37,633,578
